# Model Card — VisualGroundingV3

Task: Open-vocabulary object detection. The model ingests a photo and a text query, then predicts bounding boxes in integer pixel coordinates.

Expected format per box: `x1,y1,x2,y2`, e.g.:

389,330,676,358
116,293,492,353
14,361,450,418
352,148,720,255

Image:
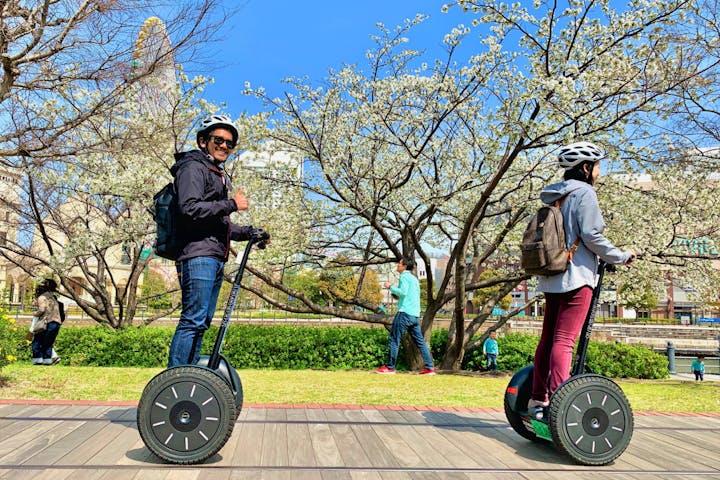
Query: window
121,243,131,264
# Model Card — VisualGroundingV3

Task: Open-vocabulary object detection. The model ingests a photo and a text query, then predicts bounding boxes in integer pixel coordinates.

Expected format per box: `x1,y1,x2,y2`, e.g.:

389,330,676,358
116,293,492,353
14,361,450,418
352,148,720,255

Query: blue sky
198,1,472,116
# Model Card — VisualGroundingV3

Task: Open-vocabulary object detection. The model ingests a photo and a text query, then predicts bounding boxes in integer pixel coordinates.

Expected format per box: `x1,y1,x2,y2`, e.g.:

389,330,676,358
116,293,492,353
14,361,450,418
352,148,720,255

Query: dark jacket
170,149,253,262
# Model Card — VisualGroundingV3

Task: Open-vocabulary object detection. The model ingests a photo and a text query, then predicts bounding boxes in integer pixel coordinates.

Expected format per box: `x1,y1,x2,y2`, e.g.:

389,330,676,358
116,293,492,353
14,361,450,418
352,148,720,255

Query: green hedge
7,324,669,378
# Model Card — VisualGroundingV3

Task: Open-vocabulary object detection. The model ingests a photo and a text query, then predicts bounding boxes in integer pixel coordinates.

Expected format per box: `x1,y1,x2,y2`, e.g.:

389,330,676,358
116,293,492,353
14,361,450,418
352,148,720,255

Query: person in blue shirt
691,355,705,381
376,256,436,375
483,330,499,371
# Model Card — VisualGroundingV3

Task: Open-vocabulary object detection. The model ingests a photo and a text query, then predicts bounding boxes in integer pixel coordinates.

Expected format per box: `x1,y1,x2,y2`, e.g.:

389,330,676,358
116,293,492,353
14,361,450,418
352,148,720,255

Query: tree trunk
440,311,466,370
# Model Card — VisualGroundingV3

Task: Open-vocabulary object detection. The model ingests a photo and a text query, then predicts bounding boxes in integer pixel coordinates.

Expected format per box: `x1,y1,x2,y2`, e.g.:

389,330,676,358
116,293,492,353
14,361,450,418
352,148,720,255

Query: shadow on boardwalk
0,401,718,479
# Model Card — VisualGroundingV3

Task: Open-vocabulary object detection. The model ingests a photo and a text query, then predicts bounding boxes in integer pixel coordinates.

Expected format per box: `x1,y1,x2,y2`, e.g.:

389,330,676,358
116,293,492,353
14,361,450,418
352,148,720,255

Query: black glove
250,227,270,248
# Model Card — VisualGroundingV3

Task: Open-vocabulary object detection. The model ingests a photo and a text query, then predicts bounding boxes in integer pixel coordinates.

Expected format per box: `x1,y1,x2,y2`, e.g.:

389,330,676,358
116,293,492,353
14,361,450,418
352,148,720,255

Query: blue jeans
168,257,225,367
387,312,434,370
31,321,61,359
486,353,497,371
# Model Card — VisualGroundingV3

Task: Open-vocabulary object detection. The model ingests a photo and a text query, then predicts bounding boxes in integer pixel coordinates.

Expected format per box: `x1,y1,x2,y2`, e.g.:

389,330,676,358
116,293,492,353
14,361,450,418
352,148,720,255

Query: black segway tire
137,366,236,464
504,366,541,443
549,374,633,466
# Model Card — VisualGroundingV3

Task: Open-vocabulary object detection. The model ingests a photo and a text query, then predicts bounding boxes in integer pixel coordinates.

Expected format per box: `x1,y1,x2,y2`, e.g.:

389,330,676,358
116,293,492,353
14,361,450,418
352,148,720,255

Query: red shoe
418,368,436,375
375,365,396,374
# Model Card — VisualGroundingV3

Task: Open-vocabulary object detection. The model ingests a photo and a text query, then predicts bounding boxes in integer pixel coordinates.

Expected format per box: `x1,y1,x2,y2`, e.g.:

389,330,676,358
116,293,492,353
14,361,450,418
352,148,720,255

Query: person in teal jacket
691,355,705,381
483,330,499,371
376,256,436,375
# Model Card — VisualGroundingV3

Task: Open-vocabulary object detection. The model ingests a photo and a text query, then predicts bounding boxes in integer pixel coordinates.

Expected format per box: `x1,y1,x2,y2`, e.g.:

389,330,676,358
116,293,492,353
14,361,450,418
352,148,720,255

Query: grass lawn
0,364,717,413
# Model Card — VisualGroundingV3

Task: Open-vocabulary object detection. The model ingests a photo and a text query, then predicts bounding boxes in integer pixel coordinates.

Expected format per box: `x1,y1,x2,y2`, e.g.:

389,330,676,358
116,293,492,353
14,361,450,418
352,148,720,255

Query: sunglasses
209,135,236,150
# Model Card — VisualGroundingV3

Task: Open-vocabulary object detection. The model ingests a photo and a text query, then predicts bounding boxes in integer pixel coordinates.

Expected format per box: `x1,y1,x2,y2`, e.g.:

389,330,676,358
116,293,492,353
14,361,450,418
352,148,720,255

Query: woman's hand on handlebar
624,250,637,265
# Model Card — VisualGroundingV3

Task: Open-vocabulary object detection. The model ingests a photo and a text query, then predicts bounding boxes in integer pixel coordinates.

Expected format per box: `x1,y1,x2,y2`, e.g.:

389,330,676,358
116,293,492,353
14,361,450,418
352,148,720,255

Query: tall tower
132,17,179,117
0,167,23,303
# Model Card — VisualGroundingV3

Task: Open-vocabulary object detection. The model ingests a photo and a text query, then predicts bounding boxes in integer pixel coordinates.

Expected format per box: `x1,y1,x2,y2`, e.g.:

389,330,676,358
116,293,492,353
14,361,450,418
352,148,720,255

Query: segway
137,229,270,464
504,262,633,466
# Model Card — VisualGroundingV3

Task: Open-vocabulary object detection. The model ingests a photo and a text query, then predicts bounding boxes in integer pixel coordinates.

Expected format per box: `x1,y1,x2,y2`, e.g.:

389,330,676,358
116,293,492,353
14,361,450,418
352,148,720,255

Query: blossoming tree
242,0,720,369
0,1,235,327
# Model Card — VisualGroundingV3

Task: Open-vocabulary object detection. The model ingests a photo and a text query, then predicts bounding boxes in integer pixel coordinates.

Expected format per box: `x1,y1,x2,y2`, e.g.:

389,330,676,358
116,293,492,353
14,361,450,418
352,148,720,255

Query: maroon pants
531,286,593,403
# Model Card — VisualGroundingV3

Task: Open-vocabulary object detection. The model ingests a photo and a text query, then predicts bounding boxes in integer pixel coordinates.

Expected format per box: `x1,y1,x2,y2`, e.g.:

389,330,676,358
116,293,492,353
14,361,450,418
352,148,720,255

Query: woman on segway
527,141,636,416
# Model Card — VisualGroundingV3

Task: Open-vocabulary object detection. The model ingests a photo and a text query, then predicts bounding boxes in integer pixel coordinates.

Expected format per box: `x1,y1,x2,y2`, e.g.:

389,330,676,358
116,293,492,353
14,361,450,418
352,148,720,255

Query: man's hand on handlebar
250,227,271,249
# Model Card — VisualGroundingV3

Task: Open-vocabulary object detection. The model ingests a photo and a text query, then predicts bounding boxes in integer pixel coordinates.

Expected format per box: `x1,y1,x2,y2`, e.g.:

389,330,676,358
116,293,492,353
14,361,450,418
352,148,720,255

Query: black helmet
196,114,239,148
36,278,58,295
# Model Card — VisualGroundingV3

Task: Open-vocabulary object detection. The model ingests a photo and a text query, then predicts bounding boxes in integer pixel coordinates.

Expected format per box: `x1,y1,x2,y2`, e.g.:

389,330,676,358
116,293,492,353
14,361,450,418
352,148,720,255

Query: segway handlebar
250,227,270,250
208,227,270,370
571,260,610,377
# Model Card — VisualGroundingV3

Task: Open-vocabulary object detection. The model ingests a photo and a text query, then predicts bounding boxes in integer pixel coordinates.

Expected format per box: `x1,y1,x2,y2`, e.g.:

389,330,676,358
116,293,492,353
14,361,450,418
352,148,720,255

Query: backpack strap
567,236,581,261
551,192,571,208
552,191,581,261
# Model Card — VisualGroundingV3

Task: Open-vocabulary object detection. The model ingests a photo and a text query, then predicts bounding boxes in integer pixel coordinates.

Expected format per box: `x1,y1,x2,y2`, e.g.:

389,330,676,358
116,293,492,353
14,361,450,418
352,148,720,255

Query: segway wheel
504,365,541,443
549,374,633,466
137,366,236,464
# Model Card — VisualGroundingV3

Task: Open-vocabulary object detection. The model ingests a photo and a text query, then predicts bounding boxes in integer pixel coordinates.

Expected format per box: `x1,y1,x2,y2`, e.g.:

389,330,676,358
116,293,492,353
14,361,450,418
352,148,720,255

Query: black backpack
520,194,580,276
151,181,182,260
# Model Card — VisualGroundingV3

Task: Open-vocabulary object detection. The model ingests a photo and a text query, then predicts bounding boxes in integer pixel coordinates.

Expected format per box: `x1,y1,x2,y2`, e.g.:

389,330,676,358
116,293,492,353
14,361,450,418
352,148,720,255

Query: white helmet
196,114,239,147
557,141,605,169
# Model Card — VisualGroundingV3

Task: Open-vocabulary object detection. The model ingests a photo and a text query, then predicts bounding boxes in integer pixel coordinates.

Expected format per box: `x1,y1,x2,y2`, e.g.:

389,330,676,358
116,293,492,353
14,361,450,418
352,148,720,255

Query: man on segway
167,115,265,367
527,141,636,416
138,117,270,465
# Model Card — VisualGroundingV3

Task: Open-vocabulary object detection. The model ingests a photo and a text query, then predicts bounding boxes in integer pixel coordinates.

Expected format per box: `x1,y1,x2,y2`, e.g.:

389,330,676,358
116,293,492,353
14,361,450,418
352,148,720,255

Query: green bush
6,324,669,378
586,341,669,379
219,325,388,369
0,308,22,371
433,330,667,379
595,317,680,325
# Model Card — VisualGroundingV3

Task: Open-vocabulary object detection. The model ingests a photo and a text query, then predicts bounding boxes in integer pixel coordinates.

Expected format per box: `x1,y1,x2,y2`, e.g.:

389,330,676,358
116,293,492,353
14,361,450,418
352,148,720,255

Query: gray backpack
520,194,580,276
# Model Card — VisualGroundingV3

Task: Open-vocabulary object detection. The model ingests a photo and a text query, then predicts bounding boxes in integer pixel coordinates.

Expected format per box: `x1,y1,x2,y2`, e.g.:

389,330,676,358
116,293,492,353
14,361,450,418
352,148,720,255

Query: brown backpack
520,193,580,276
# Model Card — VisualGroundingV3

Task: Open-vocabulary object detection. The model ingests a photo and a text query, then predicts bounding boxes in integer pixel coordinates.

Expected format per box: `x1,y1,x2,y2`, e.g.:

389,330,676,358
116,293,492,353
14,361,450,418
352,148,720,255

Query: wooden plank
19,406,114,466
431,418,514,469
305,409,344,468
231,407,266,467
395,414,483,470
628,427,719,471
0,406,81,464
361,410,427,468
129,468,171,480
0,405,67,441
0,405,717,479
164,470,200,480
90,430,145,466
261,408,289,467
373,409,455,469
324,409,374,469
50,424,138,466
353,410,420,469
285,408,318,467
476,417,572,470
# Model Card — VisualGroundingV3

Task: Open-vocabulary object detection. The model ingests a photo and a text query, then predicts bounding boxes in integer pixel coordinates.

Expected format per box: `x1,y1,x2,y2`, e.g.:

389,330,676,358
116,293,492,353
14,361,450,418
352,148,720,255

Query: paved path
670,372,719,382
0,401,718,479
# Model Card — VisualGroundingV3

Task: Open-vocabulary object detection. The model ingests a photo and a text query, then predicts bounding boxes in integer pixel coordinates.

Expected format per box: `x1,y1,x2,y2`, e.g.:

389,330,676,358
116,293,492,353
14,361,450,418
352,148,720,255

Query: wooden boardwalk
0,402,718,479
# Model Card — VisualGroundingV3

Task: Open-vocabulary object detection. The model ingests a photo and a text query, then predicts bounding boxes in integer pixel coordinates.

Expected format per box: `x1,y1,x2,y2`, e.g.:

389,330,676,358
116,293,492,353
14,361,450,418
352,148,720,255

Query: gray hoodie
536,179,631,293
